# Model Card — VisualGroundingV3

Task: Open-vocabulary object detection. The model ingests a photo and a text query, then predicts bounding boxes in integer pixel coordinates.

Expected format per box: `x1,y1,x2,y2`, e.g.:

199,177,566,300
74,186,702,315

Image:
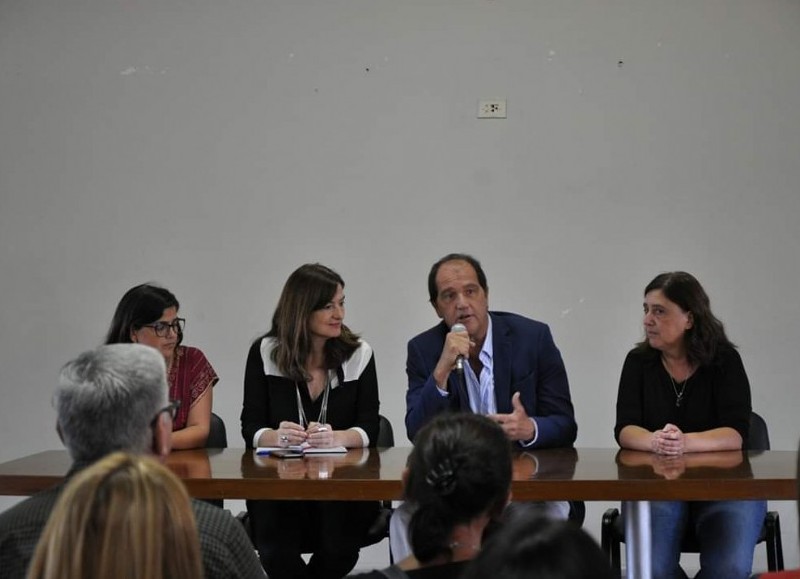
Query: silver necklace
668,373,689,408
295,371,331,427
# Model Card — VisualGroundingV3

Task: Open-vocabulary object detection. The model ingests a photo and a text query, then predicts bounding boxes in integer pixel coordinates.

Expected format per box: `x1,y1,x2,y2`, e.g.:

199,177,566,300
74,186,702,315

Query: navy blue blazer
405,311,577,447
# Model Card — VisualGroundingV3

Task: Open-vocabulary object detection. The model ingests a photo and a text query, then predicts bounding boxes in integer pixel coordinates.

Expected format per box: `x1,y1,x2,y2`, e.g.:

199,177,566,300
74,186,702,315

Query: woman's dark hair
637,271,735,366
427,253,488,304
462,513,615,579
105,284,182,346
267,263,360,382
406,413,512,564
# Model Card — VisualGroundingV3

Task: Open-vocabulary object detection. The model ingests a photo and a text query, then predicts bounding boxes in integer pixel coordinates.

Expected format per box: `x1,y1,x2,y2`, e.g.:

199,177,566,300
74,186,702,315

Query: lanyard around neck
295,371,331,427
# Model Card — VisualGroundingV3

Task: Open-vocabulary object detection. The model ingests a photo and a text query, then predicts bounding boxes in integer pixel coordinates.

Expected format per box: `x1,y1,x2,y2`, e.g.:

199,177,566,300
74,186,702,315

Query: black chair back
749,412,770,451
206,412,228,448
568,501,586,526
361,415,395,551
377,414,395,447
203,413,227,508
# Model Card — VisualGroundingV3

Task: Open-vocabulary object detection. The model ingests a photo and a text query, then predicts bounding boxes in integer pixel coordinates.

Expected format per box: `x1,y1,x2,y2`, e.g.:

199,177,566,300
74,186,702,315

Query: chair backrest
568,501,586,526
749,411,770,451
376,414,395,447
365,415,396,551
206,412,228,448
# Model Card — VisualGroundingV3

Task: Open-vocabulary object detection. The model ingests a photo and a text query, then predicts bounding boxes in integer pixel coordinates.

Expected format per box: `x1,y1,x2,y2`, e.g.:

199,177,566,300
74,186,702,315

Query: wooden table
1,447,795,579
1,447,794,500
0,447,795,500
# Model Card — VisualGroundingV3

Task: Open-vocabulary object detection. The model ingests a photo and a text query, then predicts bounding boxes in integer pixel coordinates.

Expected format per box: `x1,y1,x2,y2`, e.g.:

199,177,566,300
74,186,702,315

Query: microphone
451,323,467,374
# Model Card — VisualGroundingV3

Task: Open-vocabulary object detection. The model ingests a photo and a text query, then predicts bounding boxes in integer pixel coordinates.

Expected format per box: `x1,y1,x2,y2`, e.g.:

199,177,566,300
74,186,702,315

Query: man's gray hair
55,344,168,463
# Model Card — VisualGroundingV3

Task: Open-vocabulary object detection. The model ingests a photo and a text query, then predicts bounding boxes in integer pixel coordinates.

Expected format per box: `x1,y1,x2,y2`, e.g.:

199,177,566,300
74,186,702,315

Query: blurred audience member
0,344,263,579
26,452,202,579
462,513,615,579
350,412,512,578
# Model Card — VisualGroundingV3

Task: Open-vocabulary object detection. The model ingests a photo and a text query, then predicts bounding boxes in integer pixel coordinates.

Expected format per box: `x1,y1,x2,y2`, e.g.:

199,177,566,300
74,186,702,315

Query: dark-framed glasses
140,318,185,337
151,399,181,426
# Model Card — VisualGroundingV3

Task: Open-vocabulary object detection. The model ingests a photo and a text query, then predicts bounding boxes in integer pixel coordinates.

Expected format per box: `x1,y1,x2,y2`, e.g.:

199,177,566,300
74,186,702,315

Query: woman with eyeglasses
241,263,380,579
105,283,218,450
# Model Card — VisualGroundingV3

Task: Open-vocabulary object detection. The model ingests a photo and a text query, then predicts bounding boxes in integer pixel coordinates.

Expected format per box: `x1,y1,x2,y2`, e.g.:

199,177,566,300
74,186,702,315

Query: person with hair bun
350,412,512,578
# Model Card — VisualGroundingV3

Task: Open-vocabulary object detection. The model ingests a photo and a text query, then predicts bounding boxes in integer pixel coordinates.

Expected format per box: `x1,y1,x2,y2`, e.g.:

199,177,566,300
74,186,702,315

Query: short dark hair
406,413,511,564
267,263,360,381
638,271,735,366
105,284,181,346
427,253,488,304
462,513,616,579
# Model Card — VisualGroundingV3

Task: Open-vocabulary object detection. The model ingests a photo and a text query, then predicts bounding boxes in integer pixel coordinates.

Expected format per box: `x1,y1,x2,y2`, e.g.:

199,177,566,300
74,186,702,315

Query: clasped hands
277,420,334,448
651,423,686,456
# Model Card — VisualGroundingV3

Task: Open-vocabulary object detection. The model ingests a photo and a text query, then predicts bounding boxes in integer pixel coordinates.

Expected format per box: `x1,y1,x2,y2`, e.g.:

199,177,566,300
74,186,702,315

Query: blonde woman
27,452,202,579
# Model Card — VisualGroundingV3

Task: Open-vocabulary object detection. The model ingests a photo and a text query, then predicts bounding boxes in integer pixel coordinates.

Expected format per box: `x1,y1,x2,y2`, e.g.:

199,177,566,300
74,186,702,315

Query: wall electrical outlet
478,98,507,119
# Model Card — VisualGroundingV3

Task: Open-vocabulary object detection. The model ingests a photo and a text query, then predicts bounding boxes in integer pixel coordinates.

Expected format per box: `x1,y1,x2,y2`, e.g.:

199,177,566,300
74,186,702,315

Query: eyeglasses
140,318,185,338
151,399,181,426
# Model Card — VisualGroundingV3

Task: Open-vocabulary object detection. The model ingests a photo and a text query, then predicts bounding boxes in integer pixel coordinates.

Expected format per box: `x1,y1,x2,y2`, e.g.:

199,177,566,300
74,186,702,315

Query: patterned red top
167,345,218,430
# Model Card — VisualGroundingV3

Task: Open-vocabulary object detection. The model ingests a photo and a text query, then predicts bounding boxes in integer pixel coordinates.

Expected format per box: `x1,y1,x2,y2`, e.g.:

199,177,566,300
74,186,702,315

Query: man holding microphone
405,253,577,448
390,254,580,560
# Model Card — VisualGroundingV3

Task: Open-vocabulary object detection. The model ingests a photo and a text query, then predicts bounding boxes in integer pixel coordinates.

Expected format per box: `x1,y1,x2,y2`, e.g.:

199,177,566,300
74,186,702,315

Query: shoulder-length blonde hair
26,452,202,579
268,263,360,381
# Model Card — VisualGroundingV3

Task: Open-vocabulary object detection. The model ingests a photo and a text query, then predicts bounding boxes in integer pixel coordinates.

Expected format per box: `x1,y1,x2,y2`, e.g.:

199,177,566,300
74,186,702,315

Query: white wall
1,0,799,571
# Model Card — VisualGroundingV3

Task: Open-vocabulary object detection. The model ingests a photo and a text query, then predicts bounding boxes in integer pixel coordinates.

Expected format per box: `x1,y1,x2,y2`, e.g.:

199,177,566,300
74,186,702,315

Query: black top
614,346,752,445
241,336,380,447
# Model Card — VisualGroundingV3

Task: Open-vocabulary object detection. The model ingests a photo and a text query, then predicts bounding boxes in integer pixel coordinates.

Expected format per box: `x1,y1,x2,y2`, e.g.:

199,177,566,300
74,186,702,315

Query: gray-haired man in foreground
0,343,265,579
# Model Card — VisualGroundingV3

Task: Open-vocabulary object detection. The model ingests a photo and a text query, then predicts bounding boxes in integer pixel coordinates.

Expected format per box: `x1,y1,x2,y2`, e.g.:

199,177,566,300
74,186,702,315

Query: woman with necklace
614,271,765,579
105,283,218,449
241,263,380,579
